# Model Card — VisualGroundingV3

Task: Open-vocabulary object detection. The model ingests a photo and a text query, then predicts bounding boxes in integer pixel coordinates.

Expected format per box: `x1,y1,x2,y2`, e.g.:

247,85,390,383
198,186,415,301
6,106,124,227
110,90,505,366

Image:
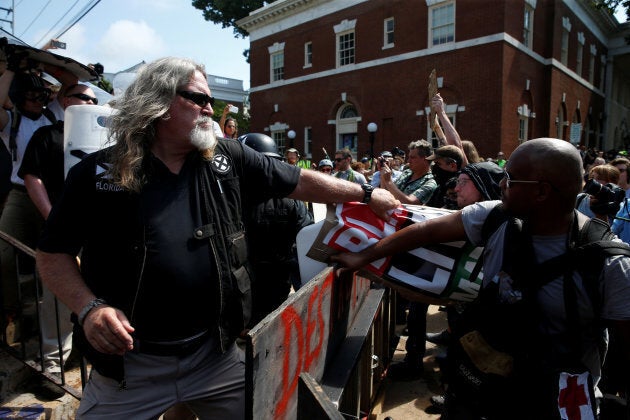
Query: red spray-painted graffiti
274,273,332,419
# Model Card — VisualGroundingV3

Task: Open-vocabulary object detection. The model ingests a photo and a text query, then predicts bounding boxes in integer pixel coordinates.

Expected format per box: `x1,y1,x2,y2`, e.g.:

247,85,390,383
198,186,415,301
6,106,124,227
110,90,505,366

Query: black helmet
239,133,281,159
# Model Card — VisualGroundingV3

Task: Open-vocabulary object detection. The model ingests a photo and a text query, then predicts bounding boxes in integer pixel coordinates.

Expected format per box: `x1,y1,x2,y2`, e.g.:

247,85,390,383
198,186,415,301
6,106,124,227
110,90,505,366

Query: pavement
371,305,447,420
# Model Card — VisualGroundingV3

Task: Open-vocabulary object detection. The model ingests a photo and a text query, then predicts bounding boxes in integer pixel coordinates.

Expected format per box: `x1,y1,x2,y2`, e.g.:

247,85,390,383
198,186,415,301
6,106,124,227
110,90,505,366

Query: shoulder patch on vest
212,153,231,174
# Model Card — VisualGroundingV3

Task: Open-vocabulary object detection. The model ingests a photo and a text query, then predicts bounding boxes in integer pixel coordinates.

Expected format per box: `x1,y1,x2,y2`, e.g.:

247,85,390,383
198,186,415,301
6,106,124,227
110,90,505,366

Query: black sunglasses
67,93,98,105
177,90,215,108
25,89,52,103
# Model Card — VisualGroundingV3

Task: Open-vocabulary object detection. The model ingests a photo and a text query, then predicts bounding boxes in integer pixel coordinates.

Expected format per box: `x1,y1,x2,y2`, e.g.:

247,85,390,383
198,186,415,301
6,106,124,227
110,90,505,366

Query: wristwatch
361,183,374,204
78,298,107,326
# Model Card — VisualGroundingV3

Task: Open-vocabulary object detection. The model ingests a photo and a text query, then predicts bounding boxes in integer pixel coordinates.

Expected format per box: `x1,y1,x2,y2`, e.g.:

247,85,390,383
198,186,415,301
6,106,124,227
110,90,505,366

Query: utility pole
0,0,14,33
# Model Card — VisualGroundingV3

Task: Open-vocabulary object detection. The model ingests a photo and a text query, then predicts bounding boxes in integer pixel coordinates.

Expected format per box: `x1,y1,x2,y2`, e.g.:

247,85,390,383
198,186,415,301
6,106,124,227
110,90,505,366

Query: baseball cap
286,148,299,154
380,151,393,158
426,145,464,167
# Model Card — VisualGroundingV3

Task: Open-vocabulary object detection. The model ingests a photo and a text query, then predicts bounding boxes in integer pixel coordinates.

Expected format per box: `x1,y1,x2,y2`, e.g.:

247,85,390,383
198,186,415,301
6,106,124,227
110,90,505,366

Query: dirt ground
371,305,448,420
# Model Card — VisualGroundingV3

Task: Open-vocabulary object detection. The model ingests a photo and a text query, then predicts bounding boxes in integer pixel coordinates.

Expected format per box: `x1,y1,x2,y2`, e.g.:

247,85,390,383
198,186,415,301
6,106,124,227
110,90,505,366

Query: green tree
191,0,270,38
593,0,630,21
212,99,250,136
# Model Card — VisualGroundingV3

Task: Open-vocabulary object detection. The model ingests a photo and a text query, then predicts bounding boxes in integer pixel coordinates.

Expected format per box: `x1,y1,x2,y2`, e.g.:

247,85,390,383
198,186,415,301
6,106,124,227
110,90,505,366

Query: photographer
370,151,401,187
576,164,623,223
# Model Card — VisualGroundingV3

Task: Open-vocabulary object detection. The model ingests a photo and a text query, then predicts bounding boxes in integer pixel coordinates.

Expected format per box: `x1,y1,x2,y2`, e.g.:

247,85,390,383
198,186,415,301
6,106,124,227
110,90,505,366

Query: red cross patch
557,371,595,420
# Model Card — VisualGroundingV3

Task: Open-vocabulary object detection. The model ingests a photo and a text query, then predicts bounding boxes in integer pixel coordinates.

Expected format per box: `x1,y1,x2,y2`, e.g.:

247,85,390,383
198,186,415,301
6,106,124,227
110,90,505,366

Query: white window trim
576,33,585,76
270,51,284,82
428,0,455,48
517,104,532,144
336,104,359,153
334,20,357,68
383,17,394,50
523,3,535,48
304,42,312,69
268,42,285,83
588,44,597,85
304,127,312,158
336,30,356,68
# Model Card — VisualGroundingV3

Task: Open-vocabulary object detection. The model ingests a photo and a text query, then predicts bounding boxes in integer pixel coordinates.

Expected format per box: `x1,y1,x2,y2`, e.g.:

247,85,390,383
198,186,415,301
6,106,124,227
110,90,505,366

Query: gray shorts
77,339,245,420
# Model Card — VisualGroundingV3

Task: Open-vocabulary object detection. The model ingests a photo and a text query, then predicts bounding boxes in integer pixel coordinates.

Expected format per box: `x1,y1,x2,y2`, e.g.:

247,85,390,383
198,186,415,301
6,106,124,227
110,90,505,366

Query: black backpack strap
575,212,616,243
42,107,57,124
9,109,20,161
480,203,509,244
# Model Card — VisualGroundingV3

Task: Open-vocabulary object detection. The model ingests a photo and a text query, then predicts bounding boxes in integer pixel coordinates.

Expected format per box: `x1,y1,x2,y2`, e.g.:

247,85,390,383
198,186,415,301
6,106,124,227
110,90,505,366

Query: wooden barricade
245,267,394,419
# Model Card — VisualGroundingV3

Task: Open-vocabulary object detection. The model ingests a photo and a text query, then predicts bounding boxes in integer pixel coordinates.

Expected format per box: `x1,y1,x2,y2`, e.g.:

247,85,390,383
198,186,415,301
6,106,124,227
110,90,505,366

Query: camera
228,105,238,113
583,179,625,216
583,179,625,203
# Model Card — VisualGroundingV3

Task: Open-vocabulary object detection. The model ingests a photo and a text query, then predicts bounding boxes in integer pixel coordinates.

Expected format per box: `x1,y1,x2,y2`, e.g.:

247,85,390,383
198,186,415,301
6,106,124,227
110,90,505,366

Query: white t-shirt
461,200,630,380
1,112,55,186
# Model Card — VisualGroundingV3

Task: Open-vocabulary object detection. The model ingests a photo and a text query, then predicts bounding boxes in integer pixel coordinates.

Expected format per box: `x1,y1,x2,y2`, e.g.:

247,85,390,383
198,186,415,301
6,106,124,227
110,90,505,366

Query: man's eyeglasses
335,157,345,162
502,171,540,188
177,90,215,108
67,93,98,105
456,178,471,187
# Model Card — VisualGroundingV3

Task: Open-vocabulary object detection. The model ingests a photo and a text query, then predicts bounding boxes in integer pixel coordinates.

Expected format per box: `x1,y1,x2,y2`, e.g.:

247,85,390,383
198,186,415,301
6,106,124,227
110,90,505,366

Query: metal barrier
0,229,85,400
1,230,394,418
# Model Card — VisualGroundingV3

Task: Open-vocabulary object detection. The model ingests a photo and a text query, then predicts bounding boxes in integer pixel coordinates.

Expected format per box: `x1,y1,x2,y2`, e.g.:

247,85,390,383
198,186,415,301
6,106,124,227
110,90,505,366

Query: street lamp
287,130,296,148
367,122,378,164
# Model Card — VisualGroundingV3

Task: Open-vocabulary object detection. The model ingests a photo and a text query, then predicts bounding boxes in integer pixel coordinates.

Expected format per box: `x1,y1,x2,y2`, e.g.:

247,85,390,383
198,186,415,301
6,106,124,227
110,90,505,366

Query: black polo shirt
39,141,300,342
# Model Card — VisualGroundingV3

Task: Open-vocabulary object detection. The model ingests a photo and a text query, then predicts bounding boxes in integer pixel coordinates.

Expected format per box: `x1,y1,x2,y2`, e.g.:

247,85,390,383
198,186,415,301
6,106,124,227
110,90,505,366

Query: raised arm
0,69,13,130
41,63,78,100
289,167,400,220
379,169,422,205
431,93,468,167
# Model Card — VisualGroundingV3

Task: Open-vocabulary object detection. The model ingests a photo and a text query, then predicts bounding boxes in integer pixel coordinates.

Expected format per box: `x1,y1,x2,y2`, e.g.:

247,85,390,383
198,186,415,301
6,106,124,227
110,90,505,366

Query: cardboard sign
306,203,484,303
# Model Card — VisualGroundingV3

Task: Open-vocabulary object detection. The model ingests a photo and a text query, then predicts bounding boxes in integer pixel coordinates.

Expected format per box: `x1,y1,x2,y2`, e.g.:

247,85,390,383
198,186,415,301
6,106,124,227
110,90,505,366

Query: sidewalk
372,304,447,420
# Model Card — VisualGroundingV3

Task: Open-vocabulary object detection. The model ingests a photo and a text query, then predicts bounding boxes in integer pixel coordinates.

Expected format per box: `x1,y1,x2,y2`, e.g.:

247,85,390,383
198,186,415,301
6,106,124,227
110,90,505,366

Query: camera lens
583,179,603,197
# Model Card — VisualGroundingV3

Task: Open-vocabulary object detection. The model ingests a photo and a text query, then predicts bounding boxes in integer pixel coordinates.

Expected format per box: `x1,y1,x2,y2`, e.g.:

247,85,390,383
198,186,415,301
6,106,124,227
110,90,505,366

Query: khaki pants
0,189,43,312
77,340,246,419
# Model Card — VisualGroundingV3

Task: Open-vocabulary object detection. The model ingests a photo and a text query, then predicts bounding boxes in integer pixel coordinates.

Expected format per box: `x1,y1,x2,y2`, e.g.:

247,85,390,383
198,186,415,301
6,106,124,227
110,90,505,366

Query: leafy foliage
212,99,250,135
191,0,269,38
592,0,630,21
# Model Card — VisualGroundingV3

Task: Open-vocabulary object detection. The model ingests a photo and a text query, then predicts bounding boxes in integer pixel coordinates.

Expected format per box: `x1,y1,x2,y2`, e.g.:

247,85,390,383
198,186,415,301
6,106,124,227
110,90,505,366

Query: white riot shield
64,105,114,178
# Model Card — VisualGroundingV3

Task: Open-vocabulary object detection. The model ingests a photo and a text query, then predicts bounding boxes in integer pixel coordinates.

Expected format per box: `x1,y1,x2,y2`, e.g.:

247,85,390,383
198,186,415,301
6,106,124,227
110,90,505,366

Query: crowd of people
0,49,629,420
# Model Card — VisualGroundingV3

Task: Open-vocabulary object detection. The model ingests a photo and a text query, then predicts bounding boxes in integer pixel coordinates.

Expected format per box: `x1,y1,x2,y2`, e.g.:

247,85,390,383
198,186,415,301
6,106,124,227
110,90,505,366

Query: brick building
238,0,630,161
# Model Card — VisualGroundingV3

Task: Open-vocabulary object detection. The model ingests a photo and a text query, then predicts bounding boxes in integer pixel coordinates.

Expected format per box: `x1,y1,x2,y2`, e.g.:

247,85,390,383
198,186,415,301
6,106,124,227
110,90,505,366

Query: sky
6,1,628,93
9,0,252,88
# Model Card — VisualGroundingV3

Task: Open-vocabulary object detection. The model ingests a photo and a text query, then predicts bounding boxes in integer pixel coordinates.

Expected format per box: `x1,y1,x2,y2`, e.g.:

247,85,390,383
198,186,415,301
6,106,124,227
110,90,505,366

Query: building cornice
237,0,368,41
566,0,619,40
237,0,321,33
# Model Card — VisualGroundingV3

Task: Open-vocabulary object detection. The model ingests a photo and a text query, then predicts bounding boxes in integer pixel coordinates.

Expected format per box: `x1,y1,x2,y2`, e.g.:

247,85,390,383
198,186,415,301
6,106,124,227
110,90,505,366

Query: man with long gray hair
36,57,399,418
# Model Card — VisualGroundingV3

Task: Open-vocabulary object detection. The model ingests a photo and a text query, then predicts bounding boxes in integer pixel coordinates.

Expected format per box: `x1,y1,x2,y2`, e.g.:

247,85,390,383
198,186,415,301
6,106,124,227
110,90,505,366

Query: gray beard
190,117,217,151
